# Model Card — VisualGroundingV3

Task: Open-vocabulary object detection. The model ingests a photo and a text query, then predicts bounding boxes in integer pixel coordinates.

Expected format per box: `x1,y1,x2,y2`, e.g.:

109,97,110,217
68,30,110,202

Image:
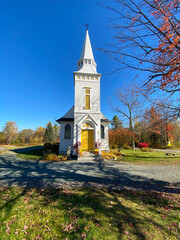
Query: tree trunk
129,111,135,150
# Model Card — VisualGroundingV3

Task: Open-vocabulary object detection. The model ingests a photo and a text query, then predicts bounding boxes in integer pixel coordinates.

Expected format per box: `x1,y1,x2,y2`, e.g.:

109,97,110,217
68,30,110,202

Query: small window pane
85,89,90,94
85,95,90,109
101,125,105,139
65,124,71,139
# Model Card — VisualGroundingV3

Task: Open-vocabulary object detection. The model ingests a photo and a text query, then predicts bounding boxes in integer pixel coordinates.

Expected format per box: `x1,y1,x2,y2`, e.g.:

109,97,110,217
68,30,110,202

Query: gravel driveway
0,152,179,193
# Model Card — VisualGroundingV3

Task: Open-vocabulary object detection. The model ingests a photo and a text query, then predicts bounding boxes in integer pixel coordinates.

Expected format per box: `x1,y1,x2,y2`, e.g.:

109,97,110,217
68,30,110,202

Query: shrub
123,144,131,149
138,143,148,148
109,128,135,151
141,147,148,152
101,151,121,160
44,154,67,161
174,141,180,147
44,154,58,161
57,155,67,161
116,152,122,156
43,142,60,156
52,143,60,155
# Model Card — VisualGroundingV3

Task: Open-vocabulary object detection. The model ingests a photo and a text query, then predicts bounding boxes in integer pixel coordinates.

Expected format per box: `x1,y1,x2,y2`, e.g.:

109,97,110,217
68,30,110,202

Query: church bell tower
57,28,110,154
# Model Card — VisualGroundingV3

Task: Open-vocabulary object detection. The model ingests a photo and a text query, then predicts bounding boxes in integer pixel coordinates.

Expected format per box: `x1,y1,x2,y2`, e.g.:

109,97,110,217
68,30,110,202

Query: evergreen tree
111,115,123,129
53,123,61,142
44,122,54,143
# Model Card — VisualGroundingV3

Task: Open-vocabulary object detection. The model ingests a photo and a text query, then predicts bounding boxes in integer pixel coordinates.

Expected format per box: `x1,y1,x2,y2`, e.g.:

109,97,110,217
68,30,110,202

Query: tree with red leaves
109,128,134,151
144,106,175,146
102,0,180,115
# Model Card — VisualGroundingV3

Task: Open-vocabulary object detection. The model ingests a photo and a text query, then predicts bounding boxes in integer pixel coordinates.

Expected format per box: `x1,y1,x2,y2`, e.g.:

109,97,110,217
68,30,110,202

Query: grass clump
0,187,179,240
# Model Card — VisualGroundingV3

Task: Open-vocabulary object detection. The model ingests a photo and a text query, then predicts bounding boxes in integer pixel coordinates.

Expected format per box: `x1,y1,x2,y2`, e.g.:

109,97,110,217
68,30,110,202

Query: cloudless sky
0,0,136,131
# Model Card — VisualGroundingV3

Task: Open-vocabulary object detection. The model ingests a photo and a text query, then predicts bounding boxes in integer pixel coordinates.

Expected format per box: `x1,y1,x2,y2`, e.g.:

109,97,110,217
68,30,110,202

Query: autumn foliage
133,106,175,148
138,143,148,148
103,0,180,115
150,0,180,90
1,121,60,145
109,128,134,151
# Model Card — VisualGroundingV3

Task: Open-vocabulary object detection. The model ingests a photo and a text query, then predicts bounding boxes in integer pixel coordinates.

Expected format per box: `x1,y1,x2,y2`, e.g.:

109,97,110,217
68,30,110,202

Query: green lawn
0,187,179,240
2,145,179,164
1,144,43,149
16,149,180,164
112,149,180,164
16,148,43,160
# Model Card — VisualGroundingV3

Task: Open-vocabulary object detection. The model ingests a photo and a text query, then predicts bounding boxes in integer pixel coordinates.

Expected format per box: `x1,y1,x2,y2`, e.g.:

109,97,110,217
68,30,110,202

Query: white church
57,29,110,154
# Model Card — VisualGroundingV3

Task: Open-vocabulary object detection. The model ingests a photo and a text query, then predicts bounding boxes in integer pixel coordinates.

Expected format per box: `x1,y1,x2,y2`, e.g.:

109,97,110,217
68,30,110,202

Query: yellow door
88,130,94,150
81,130,94,151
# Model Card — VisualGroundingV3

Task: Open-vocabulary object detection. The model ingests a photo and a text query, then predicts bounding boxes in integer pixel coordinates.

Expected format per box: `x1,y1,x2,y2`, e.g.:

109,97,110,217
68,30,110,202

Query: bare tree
101,0,180,115
114,86,142,150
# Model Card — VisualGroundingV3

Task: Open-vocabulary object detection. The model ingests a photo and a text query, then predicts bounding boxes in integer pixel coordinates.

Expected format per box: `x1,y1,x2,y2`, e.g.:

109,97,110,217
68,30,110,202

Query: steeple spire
80,29,94,61
77,28,97,73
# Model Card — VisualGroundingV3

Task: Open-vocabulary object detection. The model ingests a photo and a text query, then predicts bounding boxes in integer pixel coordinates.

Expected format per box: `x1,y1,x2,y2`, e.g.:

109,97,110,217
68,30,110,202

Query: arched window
64,124,71,139
101,124,105,139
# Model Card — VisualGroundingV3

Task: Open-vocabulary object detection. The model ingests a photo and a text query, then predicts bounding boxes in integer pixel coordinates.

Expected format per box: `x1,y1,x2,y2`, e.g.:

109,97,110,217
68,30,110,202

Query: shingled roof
56,106,74,123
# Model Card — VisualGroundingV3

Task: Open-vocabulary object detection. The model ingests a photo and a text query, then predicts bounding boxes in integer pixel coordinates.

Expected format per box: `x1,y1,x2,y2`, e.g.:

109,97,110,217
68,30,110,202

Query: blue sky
0,0,137,131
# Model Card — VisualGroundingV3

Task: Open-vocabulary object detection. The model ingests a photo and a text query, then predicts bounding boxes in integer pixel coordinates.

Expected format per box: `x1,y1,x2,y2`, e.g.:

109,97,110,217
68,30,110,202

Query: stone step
78,152,101,161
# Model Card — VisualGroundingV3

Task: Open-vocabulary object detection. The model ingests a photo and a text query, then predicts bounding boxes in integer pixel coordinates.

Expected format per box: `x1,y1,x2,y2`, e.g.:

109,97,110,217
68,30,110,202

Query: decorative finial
84,24,90,31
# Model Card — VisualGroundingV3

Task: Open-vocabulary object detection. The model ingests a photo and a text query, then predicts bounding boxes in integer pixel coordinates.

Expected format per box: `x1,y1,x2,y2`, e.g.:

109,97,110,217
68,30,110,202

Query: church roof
56,106,74,123
56,108,111,124
100,112,111,123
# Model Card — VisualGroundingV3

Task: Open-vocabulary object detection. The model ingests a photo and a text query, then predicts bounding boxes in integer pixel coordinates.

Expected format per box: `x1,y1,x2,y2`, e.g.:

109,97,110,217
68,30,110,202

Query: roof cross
84,24,90,30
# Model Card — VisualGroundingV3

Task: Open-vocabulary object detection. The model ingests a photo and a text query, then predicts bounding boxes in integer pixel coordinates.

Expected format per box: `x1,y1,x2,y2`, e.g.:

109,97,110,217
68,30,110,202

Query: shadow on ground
0,186,179,239
0,154,179,193
10,145,43,154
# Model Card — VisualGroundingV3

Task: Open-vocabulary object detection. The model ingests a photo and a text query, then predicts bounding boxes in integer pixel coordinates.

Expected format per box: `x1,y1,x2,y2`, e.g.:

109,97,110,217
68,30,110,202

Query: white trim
76,114,98,126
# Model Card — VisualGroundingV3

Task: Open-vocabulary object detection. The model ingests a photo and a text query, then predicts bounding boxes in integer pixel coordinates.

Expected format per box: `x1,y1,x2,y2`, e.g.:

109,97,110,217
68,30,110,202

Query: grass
13,149,180,164
0,145,44,160
0,187,179,240
111,149,180,164
16,148,43,160
1,145,180,164
0,146,179,238
1,144,43,149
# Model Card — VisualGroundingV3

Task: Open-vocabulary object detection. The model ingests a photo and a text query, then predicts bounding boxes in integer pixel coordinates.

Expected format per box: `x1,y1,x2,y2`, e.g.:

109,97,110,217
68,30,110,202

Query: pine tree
44,122,54,143
111,115,123,129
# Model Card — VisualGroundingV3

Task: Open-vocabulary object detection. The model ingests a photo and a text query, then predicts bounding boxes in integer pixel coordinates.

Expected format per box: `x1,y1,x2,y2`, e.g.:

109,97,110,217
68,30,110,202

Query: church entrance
81,129,94,151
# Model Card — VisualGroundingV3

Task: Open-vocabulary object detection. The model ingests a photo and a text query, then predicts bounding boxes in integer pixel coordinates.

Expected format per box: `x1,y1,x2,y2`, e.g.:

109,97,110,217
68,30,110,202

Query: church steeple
80,30,94,61
77,29,97,73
